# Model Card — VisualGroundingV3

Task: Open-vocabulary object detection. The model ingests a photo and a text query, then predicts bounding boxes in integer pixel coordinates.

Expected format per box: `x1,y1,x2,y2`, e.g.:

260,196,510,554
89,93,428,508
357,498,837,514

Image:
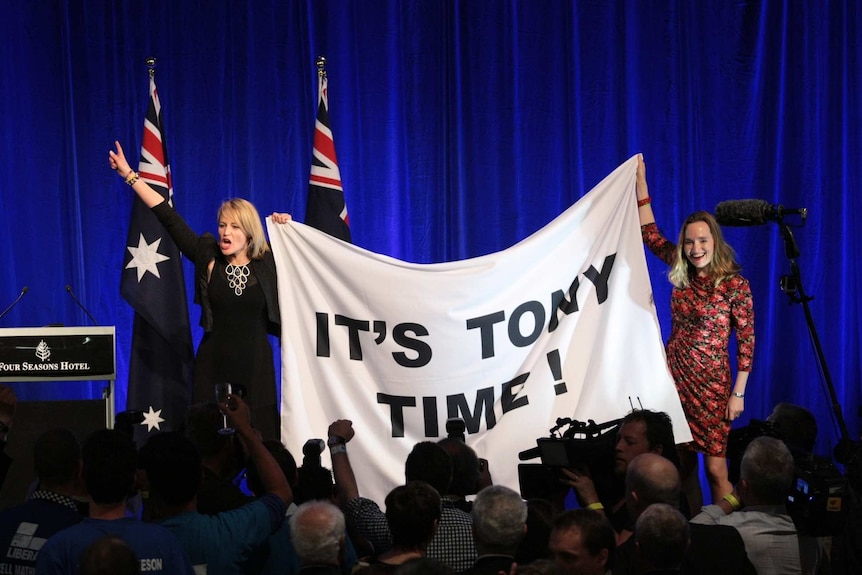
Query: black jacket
151,201,281,336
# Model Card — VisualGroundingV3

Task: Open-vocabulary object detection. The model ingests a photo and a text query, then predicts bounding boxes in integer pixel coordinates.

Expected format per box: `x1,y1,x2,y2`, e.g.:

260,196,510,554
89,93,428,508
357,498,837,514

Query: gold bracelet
125,172,140,186
586,502,604,511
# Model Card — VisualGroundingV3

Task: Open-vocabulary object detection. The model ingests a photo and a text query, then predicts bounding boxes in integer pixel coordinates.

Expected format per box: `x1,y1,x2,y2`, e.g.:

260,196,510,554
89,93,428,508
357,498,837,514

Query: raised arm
328,419,359,505
108,141,166,208
636,153,656,227
329,419,393,553
221,394,292,505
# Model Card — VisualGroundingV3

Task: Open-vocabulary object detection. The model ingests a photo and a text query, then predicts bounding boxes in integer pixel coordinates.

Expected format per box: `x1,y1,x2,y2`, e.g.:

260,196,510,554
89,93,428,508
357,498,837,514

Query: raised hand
108,141,133,178
270,212,293,224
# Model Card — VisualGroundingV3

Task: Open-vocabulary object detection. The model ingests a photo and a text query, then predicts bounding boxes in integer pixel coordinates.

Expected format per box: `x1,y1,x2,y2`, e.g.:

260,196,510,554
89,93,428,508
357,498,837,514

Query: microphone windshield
715,199,770,226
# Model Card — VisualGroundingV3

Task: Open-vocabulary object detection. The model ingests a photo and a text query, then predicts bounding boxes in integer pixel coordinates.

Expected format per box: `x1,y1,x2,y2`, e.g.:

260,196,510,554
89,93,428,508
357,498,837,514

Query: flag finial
315,56,327,79
146,57,156,79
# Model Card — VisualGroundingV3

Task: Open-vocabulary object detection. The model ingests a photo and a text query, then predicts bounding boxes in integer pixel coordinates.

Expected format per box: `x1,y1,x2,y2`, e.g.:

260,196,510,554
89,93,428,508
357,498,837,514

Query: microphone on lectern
65,285,98,326
0,286,29,321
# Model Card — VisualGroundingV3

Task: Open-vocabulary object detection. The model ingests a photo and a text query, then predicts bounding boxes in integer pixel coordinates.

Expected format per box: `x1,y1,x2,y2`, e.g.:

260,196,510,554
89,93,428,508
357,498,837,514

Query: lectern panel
0,400,106,510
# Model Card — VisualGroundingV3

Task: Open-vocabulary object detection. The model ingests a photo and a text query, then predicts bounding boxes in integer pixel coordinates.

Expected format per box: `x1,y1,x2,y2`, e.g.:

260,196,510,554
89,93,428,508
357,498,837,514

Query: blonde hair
217,198,269,260
668,210,740,289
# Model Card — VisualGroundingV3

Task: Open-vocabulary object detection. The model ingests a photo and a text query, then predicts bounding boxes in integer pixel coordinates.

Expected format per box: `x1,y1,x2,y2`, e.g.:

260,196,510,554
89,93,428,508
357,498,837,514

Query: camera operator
766,402,818,454
691,436,825,575
728,402,851,542
562,410,680,540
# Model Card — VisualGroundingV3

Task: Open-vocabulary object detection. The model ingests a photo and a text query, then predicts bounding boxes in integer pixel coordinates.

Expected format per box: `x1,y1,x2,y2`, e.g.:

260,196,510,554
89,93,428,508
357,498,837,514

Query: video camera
295,438,334,504
302,438,326,468
517,417,622,501
446,417,467,442
727,419,848,536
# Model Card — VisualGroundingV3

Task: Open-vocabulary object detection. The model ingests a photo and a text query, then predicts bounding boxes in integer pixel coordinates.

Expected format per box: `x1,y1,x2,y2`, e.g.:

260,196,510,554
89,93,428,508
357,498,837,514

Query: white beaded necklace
225,263,250,296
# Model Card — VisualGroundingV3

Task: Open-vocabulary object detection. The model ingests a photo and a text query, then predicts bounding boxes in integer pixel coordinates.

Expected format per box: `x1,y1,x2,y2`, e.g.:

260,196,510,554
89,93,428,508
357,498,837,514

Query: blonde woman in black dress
110,141,290,440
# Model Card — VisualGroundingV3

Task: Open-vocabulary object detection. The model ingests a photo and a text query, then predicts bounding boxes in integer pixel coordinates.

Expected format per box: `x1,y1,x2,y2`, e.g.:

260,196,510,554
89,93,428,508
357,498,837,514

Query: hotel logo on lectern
0,328,114,380
0,340,92,373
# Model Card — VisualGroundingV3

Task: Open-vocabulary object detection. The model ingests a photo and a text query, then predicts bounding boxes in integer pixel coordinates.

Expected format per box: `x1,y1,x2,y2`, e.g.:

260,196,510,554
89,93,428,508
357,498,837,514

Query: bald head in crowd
289,500,346,567
625,453,681,520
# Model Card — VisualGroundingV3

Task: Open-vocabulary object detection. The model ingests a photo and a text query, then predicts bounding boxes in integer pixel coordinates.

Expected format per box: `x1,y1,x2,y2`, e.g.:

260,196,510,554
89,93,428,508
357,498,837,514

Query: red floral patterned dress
642,223,755,456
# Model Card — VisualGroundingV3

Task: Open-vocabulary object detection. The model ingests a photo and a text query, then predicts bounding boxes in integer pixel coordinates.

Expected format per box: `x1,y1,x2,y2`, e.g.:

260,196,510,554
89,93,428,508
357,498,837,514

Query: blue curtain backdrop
1,1,860,460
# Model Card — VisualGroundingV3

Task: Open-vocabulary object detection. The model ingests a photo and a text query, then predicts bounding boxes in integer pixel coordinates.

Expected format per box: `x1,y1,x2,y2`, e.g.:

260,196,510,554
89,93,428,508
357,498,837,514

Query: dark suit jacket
613,523,755,575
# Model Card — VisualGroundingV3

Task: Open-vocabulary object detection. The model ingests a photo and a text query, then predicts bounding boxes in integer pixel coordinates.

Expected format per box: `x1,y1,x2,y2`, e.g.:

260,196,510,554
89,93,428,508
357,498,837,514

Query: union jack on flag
137,81,173,199
306,65,352,243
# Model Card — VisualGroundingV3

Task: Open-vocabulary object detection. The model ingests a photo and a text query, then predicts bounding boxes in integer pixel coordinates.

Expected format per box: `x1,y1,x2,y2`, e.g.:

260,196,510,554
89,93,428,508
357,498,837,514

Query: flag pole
146,57,156,79
315,55,326,79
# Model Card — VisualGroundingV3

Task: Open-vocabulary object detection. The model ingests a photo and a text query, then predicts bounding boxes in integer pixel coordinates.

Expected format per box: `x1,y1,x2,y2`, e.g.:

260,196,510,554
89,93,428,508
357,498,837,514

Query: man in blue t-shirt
139,395,292,575
36,429,193,574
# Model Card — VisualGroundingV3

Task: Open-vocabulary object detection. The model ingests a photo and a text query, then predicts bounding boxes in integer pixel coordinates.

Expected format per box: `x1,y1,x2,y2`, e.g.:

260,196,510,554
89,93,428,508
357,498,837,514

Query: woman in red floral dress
635,154,754,513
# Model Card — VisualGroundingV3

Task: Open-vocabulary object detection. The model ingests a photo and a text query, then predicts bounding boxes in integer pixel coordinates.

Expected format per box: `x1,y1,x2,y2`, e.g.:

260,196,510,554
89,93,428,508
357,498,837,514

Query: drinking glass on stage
215,382,235,435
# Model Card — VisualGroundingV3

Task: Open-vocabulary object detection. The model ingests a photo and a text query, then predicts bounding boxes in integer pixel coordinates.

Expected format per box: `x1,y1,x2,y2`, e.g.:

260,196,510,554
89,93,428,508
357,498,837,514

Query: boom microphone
65,285,98,326
715,199,808,226
0,286,29,321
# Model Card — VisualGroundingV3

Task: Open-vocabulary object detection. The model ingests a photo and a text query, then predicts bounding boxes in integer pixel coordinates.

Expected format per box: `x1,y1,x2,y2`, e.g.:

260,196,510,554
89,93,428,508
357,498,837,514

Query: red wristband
637,197,651,207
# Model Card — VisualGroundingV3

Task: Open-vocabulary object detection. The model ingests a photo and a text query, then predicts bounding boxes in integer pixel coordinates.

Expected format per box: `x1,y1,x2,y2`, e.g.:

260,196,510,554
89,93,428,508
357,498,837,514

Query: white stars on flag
126,233,171,282
140,406,165,432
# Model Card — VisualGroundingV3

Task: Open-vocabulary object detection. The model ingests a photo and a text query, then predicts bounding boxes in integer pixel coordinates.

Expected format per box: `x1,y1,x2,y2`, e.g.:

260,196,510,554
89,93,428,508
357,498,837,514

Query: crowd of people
1,377,859,575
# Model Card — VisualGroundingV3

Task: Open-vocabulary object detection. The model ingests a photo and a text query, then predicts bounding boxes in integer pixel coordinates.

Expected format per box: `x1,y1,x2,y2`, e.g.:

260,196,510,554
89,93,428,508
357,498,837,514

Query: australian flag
306,65,352,242
120,72,194,438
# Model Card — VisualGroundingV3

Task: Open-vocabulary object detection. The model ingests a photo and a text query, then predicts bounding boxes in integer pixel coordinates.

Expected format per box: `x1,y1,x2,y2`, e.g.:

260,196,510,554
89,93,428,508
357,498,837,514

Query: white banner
269,155,690,505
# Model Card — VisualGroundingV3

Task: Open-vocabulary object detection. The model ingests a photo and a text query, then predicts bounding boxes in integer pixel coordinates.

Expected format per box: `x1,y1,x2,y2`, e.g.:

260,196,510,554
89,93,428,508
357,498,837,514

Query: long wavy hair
217,198,269,260
668,210,740,289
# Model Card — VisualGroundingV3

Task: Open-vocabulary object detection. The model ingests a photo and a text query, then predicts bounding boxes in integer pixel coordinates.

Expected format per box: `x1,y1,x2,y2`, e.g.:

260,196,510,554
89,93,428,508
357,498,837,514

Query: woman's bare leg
678,447,702,517
704,454,733,504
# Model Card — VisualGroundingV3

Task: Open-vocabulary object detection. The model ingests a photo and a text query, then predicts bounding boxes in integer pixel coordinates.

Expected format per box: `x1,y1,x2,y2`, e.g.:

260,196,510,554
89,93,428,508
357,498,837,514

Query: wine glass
214,382,235,435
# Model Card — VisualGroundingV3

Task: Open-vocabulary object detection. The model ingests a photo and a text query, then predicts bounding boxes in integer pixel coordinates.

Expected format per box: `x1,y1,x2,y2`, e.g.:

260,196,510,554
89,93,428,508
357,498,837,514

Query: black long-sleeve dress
152,202,281,440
